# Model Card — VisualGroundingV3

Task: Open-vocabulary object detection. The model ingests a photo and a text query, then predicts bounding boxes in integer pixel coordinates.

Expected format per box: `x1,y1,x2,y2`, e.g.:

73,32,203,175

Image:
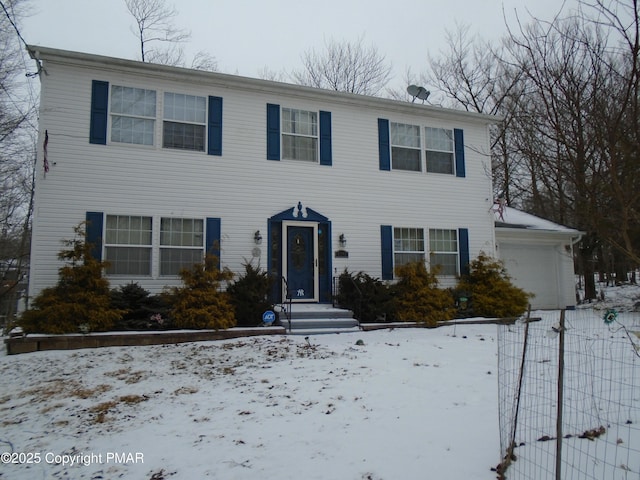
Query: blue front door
287,226,314,300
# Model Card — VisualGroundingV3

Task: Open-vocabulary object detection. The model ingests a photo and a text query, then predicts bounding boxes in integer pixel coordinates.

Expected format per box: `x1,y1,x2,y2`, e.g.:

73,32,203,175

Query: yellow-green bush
393,261,455,327
456,252,531,318
20,223,123,334
166,254,236,329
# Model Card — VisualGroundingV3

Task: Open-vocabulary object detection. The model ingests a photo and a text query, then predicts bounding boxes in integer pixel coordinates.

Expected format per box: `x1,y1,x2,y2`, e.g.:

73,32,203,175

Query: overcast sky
21,0,580,90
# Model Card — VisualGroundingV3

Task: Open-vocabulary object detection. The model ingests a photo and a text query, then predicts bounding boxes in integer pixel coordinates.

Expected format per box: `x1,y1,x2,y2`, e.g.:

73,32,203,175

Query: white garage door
498,243,560,309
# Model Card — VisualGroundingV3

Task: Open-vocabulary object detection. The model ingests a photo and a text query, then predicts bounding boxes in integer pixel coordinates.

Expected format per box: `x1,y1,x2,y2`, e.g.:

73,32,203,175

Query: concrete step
287,327,362,336
286,317,360,330
288,309,355,320
277,304,359,334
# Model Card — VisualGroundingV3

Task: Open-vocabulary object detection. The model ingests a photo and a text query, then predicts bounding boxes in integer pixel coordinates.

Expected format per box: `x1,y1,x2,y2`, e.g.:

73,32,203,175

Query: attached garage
495,207,583,310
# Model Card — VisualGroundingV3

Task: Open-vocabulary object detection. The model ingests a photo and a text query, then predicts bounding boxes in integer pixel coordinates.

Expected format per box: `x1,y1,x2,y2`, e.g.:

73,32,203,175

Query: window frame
109,85,157,146
159,217,205,277
281,107,319,162
428,228,459,276
104,214,153,276
425,127,455,175
393,227,425,269
162,92,207,152
390,122,422,172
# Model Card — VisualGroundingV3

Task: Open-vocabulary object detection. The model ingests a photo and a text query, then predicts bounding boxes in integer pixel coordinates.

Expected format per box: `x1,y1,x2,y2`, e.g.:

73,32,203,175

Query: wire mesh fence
496,309,640,479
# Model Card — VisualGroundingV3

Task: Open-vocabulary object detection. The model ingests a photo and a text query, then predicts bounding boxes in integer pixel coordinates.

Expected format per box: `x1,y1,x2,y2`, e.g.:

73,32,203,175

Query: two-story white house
27,45,502,308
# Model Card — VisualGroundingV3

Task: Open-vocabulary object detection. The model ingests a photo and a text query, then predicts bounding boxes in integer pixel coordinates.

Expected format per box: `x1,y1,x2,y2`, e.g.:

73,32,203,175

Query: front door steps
277,303,360,335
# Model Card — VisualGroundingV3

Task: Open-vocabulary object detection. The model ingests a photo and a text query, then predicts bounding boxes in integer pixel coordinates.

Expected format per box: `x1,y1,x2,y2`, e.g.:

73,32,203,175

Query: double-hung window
163,92,207,151
282,108,318,161
110,86,156,145
429,229,458,275
160,218,205,276
425,127,454,174
391,123,421,171
394,227,425,268
104,215,153,275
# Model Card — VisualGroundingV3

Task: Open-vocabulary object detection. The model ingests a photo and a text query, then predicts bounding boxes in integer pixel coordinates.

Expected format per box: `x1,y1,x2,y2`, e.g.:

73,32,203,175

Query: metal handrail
280,275,292,333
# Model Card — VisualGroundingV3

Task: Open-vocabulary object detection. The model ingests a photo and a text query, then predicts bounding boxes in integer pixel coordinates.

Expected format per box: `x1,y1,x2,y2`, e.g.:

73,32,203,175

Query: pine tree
21,223,123,333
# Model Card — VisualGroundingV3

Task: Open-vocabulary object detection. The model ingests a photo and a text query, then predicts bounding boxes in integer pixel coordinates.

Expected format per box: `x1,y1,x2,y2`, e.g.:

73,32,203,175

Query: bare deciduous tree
417,1,640,298
425,24,527,206
0,0,37,327
124,0,217,71
291,37,392,96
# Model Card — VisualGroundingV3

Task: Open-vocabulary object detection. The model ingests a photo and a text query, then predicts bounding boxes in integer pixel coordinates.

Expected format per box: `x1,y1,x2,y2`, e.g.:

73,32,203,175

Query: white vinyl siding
27,49,497,298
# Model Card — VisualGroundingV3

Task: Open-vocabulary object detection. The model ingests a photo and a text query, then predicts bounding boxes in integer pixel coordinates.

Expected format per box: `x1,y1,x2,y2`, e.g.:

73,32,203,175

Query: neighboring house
495,206,583,310
26,45,501,307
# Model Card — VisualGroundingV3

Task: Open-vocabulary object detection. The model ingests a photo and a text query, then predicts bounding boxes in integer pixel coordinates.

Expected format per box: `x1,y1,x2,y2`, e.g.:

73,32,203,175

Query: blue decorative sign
262,310,276,325
603,308,618,325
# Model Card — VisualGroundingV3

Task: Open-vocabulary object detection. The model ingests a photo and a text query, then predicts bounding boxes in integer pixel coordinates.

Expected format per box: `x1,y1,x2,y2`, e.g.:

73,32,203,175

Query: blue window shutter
459,228,470,275
208,96,223,156
206,217,221,268
378,118,390,171
381,225,393,280
319,111,332,166
89,80,109,145
266,103,280,160
454,128,466,178
85,211,104,261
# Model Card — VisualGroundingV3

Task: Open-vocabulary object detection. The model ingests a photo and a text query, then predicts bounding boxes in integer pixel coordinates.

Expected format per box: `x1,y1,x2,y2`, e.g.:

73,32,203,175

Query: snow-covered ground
0,282,638,480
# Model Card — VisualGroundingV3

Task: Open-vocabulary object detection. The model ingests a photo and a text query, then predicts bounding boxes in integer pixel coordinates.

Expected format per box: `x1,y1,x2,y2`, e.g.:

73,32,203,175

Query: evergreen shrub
392,261,455,327
335,269,394,322
226,262,274,327
20,223,124,334
110,283,170,330
455,252,531,318
166,254,235,329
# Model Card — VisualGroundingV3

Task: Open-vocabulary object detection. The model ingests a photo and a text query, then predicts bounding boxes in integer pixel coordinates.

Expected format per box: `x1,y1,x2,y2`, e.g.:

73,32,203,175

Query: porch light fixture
339,234,347,247
254,230,263,245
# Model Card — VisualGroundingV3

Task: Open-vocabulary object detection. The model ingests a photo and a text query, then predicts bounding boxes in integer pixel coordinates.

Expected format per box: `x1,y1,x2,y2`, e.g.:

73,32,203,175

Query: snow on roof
495,206,582,234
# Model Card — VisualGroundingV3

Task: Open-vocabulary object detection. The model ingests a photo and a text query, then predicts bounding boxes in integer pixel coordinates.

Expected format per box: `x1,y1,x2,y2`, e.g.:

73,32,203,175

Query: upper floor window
104,215,153,275
378,119,465,177
163,92,207,152
429,228,458,275
391,123,421,171
110,86,156,146
394,227,425,268
425,127,454,174
159,217,204,276
282,108,318,162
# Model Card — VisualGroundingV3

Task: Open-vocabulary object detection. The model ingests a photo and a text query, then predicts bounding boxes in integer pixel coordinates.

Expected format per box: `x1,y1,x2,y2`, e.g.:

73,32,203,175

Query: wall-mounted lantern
339,234,347,247
254,230,263,245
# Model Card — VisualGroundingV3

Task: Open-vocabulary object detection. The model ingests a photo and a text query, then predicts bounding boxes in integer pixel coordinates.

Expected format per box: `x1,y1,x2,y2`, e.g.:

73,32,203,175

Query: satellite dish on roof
407,85,430,103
